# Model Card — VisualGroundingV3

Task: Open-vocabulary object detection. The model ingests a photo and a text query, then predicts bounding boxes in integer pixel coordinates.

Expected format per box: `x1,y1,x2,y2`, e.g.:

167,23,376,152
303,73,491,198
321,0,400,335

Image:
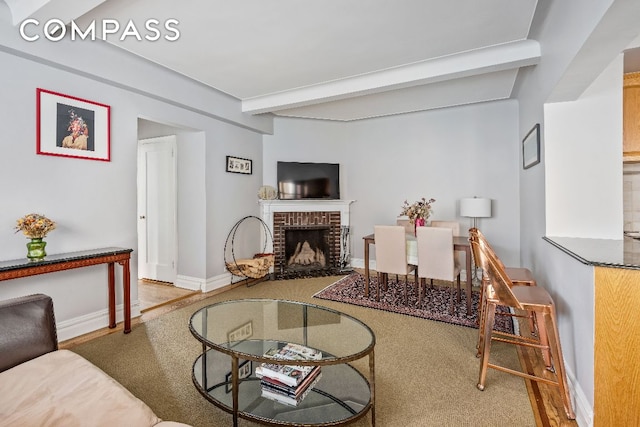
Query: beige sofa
0,294,191,427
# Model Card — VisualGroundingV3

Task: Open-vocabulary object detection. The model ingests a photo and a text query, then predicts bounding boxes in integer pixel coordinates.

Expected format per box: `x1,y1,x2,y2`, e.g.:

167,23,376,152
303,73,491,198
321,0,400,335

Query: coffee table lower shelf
192,348,372,426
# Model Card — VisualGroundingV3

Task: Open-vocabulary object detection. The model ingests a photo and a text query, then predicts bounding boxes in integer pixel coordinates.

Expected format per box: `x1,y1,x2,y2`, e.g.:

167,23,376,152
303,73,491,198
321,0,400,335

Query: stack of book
255,343,323,406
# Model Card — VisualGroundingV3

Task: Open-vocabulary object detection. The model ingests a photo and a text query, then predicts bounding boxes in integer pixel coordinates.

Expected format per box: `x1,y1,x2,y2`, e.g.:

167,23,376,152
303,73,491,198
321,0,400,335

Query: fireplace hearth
259,199,355,280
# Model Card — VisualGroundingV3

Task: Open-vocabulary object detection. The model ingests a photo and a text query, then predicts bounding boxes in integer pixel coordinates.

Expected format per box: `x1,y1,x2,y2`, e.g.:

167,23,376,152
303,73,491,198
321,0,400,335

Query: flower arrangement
400,198,436,224
15,213,56,239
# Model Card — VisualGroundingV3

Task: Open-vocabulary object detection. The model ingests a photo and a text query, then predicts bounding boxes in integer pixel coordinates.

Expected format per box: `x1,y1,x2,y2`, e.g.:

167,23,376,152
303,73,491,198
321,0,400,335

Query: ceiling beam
242,39,540,115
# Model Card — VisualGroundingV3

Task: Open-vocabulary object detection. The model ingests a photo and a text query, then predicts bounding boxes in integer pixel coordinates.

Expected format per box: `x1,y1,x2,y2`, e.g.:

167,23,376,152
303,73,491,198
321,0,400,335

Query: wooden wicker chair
468,228,543,360
471,231,575,420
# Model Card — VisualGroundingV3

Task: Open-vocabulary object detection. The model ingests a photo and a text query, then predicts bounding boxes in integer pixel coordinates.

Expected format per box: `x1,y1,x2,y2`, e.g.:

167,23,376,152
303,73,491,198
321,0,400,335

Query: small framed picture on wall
522,123,540,169
226,155,252,174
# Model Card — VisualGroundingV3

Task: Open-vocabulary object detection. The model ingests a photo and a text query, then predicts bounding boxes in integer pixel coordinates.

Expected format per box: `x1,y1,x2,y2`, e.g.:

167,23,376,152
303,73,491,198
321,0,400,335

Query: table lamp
460,197,492,283
460,197,492,229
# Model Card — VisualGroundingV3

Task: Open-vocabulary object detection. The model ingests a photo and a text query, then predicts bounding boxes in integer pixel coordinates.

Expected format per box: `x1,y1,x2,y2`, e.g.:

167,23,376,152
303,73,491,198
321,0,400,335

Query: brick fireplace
259,200,354,279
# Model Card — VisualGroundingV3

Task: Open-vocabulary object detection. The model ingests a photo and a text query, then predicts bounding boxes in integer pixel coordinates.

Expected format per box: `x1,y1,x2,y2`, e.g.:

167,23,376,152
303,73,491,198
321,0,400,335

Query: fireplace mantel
259,199,355,223
258,199,355,275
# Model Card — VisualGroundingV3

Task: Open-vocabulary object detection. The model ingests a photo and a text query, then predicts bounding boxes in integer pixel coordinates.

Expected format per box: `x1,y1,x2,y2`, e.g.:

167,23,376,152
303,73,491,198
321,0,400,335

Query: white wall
545,57,623,239
514,1,640,424
263,100,522,267
539,56,625,425
0,21,270,339
541,244,595,424
206,121,264,283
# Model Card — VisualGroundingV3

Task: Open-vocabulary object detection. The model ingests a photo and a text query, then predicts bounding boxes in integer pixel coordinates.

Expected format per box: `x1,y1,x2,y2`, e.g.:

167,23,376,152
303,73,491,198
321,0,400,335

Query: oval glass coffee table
189,299,376,427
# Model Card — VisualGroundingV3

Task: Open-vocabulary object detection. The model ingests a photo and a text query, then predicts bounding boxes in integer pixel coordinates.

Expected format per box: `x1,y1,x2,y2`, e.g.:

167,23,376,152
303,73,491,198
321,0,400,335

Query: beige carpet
72,275,535,427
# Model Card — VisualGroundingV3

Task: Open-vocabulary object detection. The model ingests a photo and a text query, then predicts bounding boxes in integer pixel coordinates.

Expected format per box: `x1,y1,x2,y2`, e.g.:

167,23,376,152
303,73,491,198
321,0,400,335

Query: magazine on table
263,343,323,362
260,367,321,397
255,362,315,387
279,342,323,360
256,343,323,387
260,372,322,407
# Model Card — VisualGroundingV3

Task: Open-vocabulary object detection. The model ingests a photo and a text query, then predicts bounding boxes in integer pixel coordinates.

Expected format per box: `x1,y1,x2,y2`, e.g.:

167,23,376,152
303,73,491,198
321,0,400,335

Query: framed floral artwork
36,88,111,161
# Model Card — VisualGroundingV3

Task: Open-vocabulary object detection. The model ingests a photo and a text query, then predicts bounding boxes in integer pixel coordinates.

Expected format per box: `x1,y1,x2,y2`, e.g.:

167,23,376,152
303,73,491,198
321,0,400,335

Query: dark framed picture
226,155,252,174
36,88,111,161
522,123,540,169
225,360,252,393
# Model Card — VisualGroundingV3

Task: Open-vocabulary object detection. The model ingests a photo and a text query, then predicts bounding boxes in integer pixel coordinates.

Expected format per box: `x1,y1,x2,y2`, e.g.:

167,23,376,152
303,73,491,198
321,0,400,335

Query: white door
137,136,177,283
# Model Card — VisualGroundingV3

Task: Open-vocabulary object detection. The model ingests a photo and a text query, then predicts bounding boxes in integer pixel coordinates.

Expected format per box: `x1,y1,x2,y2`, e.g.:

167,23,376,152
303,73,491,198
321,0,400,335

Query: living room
1,1,640,426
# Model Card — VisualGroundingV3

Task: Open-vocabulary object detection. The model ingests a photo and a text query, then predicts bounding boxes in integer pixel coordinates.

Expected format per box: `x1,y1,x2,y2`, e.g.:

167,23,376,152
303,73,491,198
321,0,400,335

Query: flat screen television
277,161,340,200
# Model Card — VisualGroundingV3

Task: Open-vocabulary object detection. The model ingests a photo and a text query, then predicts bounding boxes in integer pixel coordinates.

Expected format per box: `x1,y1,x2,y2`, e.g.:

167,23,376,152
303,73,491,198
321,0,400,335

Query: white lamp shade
460,198,492,218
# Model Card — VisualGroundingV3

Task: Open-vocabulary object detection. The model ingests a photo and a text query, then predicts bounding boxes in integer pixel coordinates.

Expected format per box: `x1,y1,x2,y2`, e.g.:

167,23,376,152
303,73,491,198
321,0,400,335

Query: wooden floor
137,279,199,312
60,278,578,427
514,315,578,427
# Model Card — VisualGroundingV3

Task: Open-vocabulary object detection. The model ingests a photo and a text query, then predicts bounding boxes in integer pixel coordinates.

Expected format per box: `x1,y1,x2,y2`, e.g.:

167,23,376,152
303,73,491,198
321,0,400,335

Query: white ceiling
5,0,543,121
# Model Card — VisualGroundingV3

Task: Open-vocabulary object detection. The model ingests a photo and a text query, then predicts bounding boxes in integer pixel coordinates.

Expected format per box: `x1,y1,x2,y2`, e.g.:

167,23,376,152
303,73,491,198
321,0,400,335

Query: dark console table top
0,247,133,272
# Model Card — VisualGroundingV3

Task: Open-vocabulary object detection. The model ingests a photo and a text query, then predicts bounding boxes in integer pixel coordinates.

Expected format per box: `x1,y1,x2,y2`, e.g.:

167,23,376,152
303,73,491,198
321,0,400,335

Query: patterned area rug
313,272,514,333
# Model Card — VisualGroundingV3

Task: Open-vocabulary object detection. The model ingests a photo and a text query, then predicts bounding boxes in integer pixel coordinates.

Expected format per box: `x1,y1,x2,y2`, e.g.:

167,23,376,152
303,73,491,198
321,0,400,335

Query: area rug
313,272,514,333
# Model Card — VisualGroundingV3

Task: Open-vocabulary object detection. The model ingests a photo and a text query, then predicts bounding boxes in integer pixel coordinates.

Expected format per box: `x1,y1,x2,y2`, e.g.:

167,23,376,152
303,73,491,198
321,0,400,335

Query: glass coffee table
189,299,376,426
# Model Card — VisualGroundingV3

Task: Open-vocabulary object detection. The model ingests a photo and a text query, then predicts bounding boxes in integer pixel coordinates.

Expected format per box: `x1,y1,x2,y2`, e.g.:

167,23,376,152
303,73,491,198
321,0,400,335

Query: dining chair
416,226,461,313
396,217,414,235
373,225,417,304
430,220,460,235
470,228,536,287
470,229,547,361
469,228,542,358
430,220,462,297
472,235,575,420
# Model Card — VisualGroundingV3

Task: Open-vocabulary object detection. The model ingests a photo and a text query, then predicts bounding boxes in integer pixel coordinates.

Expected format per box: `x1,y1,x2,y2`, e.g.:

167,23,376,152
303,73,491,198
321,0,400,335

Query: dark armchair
0,293,58,373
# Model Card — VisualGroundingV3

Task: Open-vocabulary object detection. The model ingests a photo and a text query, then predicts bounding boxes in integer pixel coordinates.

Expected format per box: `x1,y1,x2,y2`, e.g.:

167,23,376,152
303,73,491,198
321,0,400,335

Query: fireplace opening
272,210,344,279
284,227,330,274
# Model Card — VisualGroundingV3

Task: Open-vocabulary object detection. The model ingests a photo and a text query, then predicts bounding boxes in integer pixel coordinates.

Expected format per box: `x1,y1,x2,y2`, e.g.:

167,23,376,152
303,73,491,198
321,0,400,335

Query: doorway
137,135,178,283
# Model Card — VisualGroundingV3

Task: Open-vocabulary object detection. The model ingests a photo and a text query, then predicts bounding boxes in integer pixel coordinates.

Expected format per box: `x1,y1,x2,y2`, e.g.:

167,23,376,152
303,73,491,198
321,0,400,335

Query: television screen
277,161,340,200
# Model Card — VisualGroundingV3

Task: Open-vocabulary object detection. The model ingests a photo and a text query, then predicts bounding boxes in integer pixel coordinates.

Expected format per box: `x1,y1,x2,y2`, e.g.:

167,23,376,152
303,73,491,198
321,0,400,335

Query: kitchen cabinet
623,72,640,160
594,266,640,426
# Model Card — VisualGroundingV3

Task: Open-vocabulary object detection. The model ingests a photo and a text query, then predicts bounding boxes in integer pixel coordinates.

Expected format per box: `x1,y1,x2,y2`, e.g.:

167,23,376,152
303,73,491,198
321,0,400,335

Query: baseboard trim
174,275,205,291
204,273,233,293
56,301,141,342
174,273,234,293
566,363,593,426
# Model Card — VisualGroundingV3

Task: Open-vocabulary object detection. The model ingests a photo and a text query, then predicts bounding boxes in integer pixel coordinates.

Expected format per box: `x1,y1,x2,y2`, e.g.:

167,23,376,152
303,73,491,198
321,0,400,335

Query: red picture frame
36,88,111,161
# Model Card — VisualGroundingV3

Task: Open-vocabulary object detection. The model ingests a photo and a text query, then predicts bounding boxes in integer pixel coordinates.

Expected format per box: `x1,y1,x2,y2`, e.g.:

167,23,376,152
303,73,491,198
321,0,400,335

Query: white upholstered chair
396,216,414,235
374,225,417,304
429,220,463,296
416,226,461,312
430,220,460,236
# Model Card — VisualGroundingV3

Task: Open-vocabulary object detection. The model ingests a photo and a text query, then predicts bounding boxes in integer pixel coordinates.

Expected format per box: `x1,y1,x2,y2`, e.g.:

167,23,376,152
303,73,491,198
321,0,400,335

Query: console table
0,247,134,334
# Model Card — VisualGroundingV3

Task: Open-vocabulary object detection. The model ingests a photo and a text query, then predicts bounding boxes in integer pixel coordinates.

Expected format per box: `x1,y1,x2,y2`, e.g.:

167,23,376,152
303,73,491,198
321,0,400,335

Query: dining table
362,232,474,316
